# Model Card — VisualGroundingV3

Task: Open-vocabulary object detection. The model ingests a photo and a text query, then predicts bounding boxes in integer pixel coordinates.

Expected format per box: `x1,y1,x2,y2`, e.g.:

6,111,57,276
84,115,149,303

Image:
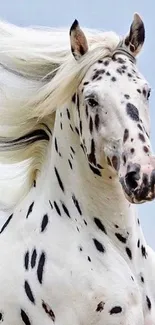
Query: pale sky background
0,0,154,248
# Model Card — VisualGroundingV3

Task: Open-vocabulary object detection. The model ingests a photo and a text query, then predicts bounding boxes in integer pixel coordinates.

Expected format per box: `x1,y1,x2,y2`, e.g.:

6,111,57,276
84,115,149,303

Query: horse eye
87,98,98,107
147,89,151,100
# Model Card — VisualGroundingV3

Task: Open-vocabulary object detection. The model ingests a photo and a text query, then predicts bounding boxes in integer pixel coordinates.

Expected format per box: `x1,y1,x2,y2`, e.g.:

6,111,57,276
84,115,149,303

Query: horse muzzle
120,161,155,203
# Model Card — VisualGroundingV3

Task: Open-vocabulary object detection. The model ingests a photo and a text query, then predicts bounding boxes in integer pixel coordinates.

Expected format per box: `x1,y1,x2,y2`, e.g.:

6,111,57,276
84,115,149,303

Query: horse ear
124,13,145,56
70,19,88,60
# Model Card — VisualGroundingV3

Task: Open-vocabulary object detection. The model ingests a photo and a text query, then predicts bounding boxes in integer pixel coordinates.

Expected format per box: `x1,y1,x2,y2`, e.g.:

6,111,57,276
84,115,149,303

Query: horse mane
0,20,120,209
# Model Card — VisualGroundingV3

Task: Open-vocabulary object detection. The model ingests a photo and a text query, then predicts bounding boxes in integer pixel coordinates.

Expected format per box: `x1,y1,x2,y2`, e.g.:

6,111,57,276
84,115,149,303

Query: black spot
93,238,105,253
26,202,34,219
137,123,143,131
72,93,76,103
49,200,53,209
79,246,83,252
89,163,101,176
128,73,132,78
41,214,49,232
126,103,139,121
24,280,35,304
88,139,96,165
123,129,129,143
106,71,111,76
72,195,82,215
143,89,147,98
123,154,126,165
109,306,122,314
37,252,46,284
54,138,58,153
94,114,100,131
54,201,61,216
33,180,36,187
80,143,85,154
96,301,105,312
111,76,116,82
83,81,89,85
97,163,103,170
126,247,132,259
117,57,125,64
116,68,123,75
75,127,80,135
94,217,107,234
31,249,37,268
54,167,65,192
88,256,91,262
0,213,13,233
139,133,145,142
137,89,141,94
141,245,147,258
112,155,119,171
68,159,73,170
70,146,75,154
137,239,140,248
70,124,74,132
21,309,31,325
107,157,112,166
130,148,135,154
66,108,70,120
92,69,105,80
140,275,144,283
84,219,87,226
98,60,103,64
104,60,109,66
143,145,149,153
61,202,71,218
42,300,55,322
146,296,151,310
89,116,93,134
115,233,127,244
0,313,3,322
85,105,88,119
24,251,29,270
60,122,63,130
124,94,130,99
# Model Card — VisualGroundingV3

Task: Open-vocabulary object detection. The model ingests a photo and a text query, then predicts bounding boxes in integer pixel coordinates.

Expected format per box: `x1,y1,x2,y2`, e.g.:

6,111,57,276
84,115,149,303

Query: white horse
0,13,154,325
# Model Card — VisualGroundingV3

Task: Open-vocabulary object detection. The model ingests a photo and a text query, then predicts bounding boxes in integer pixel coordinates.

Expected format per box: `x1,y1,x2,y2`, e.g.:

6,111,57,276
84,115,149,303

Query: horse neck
39,104,141,243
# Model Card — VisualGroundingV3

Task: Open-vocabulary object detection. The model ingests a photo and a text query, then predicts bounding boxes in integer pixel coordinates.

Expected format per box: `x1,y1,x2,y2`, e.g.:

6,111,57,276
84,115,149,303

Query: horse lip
119,176,135,203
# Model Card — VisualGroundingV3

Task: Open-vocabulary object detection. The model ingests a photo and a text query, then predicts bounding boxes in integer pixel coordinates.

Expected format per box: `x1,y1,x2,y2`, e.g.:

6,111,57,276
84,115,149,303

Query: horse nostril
125,171,139,190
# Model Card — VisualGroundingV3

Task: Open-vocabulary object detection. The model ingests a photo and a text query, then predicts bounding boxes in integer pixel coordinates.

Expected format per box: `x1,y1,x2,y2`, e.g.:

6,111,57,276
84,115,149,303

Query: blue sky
0,0,154,248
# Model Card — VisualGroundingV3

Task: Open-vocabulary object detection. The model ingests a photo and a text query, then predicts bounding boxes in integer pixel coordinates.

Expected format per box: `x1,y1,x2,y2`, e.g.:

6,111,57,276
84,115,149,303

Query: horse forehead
84,56,145,86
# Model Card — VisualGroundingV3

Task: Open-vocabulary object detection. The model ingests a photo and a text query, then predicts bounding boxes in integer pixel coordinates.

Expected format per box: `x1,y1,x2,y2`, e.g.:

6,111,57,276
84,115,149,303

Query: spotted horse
0,13,154,325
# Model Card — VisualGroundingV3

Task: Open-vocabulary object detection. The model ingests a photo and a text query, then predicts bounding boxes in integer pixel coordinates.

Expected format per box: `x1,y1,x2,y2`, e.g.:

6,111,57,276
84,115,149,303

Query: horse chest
0,210,154,325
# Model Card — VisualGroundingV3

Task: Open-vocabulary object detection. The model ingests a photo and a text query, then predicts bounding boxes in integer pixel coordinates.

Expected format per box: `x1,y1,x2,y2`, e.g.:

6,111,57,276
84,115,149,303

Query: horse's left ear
124,13,145,56
70,19,88,60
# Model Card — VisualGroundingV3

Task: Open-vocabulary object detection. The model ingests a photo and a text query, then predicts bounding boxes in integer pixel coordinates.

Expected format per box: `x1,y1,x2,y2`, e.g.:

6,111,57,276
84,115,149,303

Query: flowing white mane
0,20,120,209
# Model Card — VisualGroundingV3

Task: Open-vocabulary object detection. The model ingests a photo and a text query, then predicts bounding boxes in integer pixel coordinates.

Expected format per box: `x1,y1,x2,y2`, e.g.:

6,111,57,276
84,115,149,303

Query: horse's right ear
69,19,88,61
124,13,145,56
